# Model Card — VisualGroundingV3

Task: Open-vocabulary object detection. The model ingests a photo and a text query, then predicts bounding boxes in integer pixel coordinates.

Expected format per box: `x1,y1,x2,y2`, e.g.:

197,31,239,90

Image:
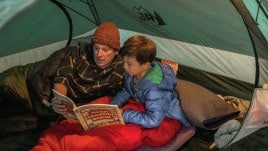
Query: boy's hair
120,35,156,64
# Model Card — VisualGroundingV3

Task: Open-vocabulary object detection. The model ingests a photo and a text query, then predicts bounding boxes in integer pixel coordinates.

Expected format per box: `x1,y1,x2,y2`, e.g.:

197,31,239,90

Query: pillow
161,59,179,75
176,79,240,130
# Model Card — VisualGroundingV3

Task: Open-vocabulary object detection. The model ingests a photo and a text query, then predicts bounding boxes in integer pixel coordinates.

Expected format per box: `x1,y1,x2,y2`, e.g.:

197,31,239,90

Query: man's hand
51,97,68,115
52,83,68,115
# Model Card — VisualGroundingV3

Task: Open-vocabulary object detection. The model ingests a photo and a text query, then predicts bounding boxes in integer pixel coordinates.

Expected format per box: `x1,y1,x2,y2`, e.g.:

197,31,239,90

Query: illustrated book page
52,89,125,131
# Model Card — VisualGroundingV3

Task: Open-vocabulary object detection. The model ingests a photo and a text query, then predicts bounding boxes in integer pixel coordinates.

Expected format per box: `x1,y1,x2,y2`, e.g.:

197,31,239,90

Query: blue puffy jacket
111,62,191,128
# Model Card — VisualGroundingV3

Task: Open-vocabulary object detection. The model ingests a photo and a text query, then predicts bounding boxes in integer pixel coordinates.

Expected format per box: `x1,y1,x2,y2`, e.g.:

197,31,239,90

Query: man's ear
114,49,119,55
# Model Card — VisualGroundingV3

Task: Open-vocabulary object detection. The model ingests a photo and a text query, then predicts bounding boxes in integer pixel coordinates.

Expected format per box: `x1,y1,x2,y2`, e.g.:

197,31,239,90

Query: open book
52,89,125,131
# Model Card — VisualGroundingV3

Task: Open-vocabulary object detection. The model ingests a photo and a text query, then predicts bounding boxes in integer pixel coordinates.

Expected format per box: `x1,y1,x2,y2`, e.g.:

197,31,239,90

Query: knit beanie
92,22,120,50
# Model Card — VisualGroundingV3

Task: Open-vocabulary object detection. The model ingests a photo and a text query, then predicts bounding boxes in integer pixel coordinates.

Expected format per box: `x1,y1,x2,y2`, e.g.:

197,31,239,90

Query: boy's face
93,43,118,69
123,56,150,79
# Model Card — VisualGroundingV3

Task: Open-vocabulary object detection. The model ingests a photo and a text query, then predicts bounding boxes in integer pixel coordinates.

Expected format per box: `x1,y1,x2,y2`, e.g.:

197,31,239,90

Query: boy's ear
143,62,151,70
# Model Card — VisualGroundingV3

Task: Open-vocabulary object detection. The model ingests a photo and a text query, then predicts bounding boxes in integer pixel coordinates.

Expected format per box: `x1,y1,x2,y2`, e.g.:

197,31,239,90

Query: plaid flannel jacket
53,42,125,103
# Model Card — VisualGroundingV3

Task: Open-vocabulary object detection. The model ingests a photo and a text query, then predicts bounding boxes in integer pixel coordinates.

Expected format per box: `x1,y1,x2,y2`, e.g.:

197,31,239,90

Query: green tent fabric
0,0,267,100
0,0,267,150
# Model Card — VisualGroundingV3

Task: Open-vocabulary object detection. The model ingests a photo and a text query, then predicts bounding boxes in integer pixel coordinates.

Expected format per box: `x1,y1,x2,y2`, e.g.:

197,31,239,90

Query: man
49,22,125,115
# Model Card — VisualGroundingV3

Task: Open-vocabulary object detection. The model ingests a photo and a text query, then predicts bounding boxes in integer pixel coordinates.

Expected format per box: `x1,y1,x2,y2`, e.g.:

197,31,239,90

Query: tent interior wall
1,0,267,100
0,0,267,150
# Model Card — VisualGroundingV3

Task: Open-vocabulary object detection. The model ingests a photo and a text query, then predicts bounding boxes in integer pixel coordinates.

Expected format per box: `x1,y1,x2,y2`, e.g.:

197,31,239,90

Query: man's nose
97,50,104,57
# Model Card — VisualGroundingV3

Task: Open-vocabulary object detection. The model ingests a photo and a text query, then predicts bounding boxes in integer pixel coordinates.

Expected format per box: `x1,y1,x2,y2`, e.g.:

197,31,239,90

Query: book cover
52,89,125,131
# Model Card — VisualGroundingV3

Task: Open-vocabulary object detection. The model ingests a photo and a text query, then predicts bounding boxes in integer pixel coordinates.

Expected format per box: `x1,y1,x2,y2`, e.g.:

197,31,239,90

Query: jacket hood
136,62,177,91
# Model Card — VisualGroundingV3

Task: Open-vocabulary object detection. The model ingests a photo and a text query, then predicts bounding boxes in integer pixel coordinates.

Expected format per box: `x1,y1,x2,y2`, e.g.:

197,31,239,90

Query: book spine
74,110,89,131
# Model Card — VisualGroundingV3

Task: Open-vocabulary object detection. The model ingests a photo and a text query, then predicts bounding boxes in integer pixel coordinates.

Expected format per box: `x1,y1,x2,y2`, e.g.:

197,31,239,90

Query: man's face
93,43,118,69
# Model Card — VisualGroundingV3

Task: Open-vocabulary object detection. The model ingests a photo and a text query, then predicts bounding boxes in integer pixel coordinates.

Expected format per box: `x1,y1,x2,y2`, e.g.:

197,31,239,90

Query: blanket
31,96,181,151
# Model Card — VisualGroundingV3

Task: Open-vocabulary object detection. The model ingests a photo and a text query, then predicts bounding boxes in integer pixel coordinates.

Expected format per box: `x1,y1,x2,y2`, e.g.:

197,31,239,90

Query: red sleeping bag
31,96,181,151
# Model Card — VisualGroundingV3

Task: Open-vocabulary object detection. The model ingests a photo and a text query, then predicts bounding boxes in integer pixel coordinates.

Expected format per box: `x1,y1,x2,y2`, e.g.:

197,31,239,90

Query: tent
0,0,267,150
1,0,268,99
227,88,268,146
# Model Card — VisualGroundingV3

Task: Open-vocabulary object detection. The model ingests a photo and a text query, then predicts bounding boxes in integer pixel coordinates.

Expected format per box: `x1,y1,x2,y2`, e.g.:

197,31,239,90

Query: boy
111,35,190,145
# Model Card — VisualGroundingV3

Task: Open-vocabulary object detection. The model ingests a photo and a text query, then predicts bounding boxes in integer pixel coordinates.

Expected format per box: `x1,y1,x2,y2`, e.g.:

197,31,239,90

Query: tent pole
230,0,262,88
49,0,73,47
